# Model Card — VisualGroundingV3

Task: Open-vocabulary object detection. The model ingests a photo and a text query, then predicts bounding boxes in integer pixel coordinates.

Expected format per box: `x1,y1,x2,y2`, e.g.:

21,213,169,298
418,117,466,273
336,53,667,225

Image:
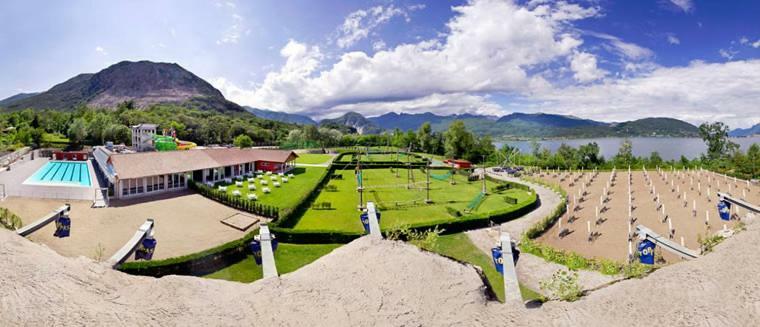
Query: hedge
119,228,260,277
188,180,280,219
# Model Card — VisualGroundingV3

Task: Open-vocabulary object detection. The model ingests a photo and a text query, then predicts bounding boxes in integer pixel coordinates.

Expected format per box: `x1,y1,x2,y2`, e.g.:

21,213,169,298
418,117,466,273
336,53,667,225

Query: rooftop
99,147,298,179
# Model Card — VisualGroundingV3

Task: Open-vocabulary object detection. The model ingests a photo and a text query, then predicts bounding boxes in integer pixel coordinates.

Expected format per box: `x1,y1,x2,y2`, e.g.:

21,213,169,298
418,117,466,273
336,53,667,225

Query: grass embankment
421,233,543,302
219,167,326,209
204,243,342,283
296,153,334,165
294,168,533,233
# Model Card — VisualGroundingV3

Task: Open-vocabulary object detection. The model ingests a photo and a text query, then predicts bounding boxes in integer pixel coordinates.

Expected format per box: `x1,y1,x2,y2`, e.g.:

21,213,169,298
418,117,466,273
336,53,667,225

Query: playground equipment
359,202,383,238
249,224,279,278
153,129,197,151
107,219,156,268
16,204,70,237
634,225,699,264
490,232,522,304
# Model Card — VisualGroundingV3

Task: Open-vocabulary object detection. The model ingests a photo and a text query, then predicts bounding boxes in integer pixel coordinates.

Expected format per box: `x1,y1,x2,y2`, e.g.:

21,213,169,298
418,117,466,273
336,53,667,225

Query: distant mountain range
244,106,316,125
320,111,701,138
0,60,244,113
729,123,760,137
0,60,717,139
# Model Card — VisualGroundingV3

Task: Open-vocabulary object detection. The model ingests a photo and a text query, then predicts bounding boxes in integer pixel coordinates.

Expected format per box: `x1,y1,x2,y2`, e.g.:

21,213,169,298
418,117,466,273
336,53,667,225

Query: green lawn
218,167,326,209
293,168,534,232
296,153,334,165
423,233,544,302
204,243,342,283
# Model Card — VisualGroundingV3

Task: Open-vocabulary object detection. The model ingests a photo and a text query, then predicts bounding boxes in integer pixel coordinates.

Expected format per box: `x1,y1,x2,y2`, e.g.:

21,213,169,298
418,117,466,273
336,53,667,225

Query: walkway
466,168,621,296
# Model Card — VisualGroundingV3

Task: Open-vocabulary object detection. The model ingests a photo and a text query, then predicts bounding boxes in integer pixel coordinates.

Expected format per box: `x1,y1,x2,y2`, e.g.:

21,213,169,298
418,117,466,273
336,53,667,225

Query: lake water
494,136,760,161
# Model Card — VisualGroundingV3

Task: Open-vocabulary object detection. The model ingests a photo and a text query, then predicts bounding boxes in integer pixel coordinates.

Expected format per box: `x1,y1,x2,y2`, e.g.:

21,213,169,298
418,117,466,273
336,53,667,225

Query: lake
494,136,760,161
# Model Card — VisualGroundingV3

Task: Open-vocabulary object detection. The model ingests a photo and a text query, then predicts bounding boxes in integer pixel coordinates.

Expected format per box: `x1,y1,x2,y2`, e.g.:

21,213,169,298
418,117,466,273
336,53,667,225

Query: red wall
53,151,88,161
255,161,283,172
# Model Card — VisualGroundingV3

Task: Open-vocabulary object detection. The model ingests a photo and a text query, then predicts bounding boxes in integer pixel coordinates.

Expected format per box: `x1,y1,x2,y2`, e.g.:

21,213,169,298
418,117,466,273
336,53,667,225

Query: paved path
296,163,330,168
466,168,621,296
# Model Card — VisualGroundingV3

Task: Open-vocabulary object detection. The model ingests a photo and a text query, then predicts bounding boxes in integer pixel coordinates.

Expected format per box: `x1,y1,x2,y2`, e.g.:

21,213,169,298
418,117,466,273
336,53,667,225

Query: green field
218,167,325,209
424,233,543,302
296,153,334,165
293,168,534,232
204,243,342,283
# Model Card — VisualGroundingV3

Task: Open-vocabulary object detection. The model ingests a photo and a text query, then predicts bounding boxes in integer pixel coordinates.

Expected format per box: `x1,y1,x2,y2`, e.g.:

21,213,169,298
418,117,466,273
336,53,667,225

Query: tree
699,122,738,160
443,120,474,159
745,143,760,178
417,122,434,153
87,113,113,145
104,124,132,145
578,142,602,168
648,152,663,167
67,118,88,146
234,134,254,148
614,139,634,167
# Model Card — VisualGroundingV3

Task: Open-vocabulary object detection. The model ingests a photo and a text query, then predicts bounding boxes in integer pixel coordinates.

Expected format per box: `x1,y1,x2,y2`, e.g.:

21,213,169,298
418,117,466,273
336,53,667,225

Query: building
131,124,157,152
93,146,298,199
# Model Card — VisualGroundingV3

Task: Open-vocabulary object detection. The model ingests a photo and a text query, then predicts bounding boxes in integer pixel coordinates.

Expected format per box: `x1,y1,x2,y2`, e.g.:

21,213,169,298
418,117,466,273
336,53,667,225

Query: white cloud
667,34,680,45
719,48,737,60
372,40,387,51
217,13,244,45
335,4,423,49
94,46,107,55
569,51,606,82
587,31,654,60
754,40,760,48
327,93,504,119
531,60,760,128
669,0,694,13
230,0,589,113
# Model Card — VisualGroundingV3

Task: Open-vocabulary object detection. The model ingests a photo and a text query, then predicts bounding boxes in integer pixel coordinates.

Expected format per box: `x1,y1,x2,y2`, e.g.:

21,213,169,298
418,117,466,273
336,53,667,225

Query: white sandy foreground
2,221,760,326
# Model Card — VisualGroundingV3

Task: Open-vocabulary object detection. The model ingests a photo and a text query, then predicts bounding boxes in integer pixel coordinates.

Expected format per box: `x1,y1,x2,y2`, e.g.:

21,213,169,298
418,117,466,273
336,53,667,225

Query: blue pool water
25,161,92,187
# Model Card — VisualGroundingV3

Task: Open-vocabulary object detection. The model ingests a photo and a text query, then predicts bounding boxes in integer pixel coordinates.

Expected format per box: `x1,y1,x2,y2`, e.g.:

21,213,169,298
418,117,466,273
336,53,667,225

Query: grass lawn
293,168,535,233
218,167,326,209
296,153,334,165
204,243,342,283
422,233,544,302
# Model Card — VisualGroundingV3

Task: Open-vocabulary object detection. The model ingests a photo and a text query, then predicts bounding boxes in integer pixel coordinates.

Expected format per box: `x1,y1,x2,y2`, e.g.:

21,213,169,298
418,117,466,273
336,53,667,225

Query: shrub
540,270,583,302
0,207,22,230
503,196,518,204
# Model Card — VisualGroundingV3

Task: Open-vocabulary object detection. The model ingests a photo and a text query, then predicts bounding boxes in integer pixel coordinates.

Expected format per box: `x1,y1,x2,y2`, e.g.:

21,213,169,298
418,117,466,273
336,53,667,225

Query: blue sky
1,0,759,128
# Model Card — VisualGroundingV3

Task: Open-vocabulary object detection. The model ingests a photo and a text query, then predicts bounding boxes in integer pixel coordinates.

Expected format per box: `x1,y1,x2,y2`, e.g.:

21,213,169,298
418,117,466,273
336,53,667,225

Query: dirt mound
2,220,760,326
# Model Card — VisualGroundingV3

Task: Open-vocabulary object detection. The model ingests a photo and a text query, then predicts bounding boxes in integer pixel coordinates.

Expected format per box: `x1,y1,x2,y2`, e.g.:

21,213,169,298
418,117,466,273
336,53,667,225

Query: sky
1,0,759,128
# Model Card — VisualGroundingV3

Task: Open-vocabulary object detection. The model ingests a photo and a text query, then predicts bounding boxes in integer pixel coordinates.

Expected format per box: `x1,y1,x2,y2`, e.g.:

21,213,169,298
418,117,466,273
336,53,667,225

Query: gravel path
466,168,621,294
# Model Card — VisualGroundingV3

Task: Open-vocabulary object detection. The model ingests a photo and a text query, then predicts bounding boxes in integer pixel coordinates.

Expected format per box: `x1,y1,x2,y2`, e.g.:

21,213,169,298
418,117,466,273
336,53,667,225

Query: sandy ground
467,169,621,293
2,218,760,325
2,191,257,261
535,168,758,263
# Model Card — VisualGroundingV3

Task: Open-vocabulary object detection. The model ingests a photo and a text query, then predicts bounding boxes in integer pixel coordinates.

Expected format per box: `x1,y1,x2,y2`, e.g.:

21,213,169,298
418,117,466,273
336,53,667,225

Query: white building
131,124,157,152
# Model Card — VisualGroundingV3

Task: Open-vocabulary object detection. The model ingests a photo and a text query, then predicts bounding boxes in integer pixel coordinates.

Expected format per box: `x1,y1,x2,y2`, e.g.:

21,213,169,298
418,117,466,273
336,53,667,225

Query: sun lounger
248,194,258,200
232,190,241,196
263,187,271,193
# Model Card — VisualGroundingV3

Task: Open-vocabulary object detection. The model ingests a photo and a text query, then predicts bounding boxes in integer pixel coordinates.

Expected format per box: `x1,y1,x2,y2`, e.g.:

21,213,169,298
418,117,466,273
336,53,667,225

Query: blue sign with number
491,247,504,274
360,213,370,233
717,200,731,221
250,240,262,265
638,239,656,265
53,216,70,238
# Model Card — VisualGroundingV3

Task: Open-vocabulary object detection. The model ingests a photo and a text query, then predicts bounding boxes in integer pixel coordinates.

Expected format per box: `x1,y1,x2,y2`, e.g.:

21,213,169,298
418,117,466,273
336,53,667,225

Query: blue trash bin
717,200,731,221
491,247,504,274
250,240,262,265
53,216,70,238
638,239,656,265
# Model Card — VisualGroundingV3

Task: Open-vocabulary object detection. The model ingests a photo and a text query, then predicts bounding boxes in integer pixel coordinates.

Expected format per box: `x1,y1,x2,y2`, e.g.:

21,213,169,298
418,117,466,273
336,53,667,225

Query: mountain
367,112,499,131
729,123,760,137
244,107,316,125
0,92,39,107
2,60,243,113
329,111,699,138
320,112,382,134
611,117,699,137
497,112,605,128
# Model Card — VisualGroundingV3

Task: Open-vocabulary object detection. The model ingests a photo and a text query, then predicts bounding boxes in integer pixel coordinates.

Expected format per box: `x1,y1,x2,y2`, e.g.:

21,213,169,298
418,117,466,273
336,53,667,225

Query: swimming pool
25,161,92,187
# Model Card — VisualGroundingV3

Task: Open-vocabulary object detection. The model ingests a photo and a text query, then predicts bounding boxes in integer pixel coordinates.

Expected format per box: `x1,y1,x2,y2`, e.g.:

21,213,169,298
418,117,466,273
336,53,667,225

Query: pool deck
3,191,262,261
0,156,101,201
